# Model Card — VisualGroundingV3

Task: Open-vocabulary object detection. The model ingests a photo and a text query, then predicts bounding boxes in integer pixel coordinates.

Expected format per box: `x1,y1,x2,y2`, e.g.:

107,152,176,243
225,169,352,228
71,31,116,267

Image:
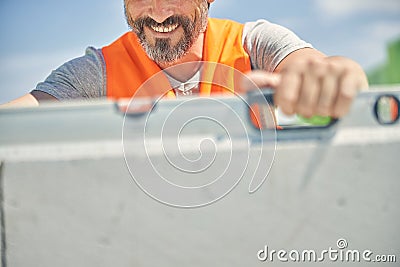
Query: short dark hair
208,3,210,8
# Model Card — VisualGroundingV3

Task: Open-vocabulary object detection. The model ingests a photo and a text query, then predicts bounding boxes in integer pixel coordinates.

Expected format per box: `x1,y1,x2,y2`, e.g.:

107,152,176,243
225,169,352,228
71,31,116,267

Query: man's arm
243,47,368,118
241,20,368,118
1,94,39,108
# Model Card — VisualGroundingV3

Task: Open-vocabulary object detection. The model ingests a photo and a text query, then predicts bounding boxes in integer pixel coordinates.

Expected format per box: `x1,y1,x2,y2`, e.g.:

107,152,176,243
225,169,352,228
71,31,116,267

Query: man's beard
125,4,208,64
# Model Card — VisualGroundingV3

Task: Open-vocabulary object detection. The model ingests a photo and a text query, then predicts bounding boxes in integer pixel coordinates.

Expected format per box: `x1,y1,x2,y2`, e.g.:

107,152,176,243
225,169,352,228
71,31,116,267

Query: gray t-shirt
33,19,312,100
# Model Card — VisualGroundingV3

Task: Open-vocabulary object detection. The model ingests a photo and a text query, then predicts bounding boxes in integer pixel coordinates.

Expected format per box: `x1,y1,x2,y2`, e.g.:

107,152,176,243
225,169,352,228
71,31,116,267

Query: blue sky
0,0,399,103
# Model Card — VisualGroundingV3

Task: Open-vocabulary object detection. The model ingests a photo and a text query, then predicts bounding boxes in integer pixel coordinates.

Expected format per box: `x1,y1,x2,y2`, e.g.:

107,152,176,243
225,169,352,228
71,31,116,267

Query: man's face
124,0,210,65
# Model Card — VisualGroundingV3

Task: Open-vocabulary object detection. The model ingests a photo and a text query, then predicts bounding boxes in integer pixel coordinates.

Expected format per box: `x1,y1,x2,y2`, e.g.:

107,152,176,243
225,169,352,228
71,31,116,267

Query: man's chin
141,39,187,63
149,49,186,65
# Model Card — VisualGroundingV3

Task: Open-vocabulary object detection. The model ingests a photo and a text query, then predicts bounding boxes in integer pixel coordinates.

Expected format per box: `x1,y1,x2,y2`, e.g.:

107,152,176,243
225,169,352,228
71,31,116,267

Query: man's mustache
132,15,191,31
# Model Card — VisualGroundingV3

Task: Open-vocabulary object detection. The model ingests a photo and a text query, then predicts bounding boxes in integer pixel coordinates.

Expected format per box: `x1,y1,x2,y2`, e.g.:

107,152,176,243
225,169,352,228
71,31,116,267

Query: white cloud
311,0,400,70
337,20,400,70
314,0,400,18
368,21,400,41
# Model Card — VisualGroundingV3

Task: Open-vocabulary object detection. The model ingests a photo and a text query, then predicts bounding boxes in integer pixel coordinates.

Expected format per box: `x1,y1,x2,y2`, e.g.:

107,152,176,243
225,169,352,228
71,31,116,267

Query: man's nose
148,0,174,23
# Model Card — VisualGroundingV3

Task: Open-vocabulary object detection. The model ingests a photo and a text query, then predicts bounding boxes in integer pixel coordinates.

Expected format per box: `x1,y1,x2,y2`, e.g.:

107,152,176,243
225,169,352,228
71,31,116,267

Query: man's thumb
240,71,281,92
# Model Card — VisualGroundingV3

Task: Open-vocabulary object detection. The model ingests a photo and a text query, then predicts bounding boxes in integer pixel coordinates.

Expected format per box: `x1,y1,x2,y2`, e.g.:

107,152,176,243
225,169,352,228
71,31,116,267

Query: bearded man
5,0,368,118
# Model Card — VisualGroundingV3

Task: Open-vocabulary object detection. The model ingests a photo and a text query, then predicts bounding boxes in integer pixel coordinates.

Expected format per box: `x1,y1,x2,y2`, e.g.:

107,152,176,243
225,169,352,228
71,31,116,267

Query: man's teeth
150,24,179,33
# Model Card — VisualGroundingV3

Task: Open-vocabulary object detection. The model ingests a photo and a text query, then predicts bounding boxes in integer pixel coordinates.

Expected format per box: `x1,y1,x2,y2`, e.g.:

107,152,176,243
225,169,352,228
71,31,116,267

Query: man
4,0,368,119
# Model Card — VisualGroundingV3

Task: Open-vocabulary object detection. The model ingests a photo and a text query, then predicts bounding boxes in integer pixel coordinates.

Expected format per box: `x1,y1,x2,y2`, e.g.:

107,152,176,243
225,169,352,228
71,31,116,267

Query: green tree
368,38,400,85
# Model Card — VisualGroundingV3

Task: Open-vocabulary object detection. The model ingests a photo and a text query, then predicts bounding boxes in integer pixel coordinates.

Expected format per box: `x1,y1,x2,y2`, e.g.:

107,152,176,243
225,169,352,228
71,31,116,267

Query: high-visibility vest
102,18,251,99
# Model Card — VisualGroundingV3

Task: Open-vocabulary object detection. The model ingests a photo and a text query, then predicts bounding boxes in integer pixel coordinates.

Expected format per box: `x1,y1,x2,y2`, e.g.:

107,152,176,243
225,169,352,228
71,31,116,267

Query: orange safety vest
102,18,251,99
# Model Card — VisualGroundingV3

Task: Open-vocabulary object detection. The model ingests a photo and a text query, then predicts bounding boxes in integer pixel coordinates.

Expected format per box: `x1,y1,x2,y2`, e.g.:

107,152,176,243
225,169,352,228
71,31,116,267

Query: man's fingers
316,74,338,116
241,71,281,91
275,69,302,116
315,62,344,116
241,58,364,119
333,72,358,118
296,61,325,118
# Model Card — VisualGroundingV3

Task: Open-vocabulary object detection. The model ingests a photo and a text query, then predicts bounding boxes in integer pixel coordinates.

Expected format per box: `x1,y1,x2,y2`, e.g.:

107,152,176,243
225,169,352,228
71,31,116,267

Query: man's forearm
1,93,39,108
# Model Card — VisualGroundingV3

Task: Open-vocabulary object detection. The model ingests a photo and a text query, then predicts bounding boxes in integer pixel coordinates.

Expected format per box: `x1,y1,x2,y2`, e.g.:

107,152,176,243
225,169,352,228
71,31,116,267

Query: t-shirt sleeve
32,47,106,100
243,19,313,72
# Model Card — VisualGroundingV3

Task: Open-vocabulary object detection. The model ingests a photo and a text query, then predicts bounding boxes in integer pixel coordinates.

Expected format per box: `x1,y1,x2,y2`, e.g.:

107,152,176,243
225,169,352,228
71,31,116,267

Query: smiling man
126,1,209,65
4,0,368,118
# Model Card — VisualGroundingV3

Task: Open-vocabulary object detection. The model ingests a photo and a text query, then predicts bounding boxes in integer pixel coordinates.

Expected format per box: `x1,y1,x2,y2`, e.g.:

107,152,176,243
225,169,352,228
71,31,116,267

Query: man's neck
159,33,204,82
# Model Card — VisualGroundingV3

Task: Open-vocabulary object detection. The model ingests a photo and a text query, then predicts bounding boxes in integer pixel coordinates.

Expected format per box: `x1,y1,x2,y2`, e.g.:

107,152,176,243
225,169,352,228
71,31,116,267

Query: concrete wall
1,90,399,266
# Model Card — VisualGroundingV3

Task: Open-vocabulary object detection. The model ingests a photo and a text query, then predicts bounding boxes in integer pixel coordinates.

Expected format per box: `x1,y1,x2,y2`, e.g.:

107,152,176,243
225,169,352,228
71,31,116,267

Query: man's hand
241,49,369,118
